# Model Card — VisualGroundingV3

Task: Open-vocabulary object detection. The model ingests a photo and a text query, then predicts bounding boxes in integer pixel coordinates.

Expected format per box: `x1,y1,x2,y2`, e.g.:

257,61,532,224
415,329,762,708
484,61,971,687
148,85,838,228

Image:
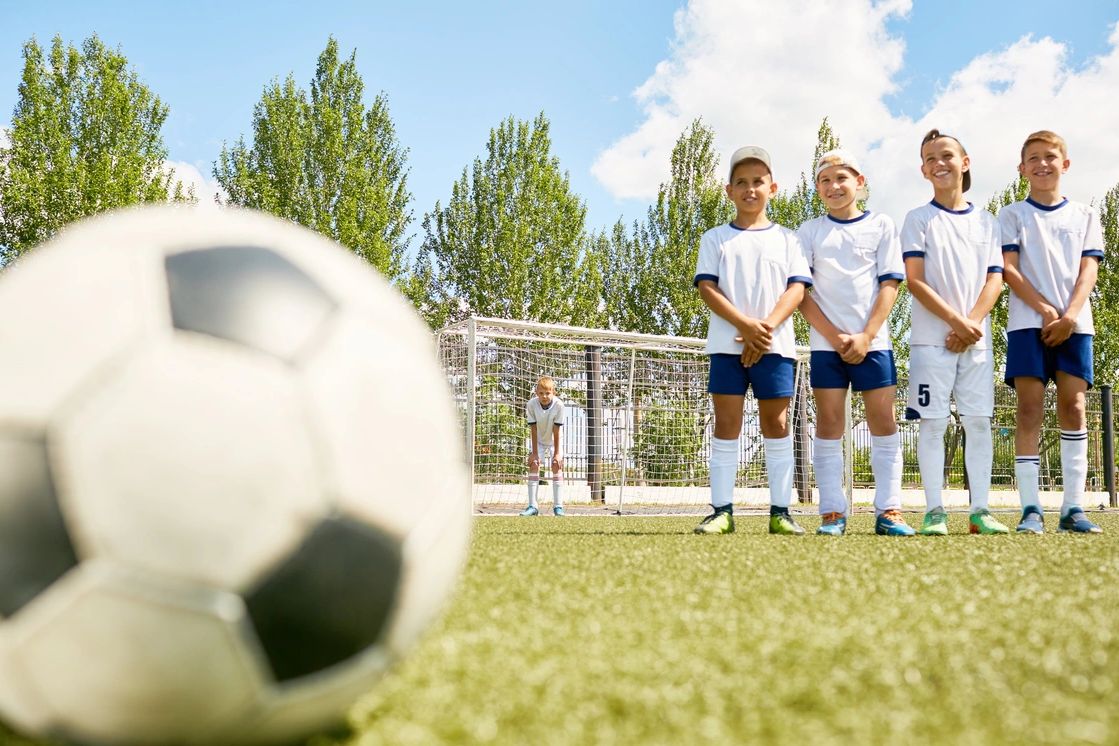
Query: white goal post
436,317,822,513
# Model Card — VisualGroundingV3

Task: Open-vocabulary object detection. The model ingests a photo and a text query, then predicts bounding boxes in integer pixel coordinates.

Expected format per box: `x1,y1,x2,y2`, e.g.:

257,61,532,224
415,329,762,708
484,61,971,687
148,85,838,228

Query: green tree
214,37,412,279
416,112,596,327
0,35,191,261
1094,182,1119,384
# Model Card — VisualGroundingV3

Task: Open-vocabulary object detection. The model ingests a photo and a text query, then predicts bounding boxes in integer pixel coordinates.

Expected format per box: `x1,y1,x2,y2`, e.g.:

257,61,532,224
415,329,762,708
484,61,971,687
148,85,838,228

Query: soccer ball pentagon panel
0,206,471,745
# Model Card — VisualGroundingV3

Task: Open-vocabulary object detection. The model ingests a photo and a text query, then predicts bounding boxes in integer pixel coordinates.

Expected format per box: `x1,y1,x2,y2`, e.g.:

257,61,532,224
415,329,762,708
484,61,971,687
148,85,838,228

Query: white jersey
797,211,904,352
525,396,565,445
900,201,1003,349
999,198,1104,334
694,222,811,358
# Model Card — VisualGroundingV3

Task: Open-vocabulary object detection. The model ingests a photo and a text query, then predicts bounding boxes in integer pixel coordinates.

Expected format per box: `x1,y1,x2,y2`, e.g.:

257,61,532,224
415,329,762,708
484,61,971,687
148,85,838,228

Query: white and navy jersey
999,198,1104,334
526,396,565,444
900,201,1003,349
797,211,904,352
693,222,812,358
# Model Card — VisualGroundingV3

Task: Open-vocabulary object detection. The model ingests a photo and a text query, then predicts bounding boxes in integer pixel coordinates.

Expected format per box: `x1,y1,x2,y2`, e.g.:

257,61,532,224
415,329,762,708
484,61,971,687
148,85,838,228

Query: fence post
1102,385,1116,508
585,346,604,504
465,318,477,511
843,389,854,503
793,361,811,503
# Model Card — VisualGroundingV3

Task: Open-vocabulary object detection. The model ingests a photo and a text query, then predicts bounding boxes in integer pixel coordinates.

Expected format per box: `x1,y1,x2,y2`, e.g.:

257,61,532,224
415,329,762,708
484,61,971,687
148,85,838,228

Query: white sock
552,474,564,508
765,435,794,509
1015,456,1040,509
813,436,846,515
917,417,949,511
961,415,993,512
709,437,738,510
1060,429,1088,515
527,475,539,508
871,432,902,514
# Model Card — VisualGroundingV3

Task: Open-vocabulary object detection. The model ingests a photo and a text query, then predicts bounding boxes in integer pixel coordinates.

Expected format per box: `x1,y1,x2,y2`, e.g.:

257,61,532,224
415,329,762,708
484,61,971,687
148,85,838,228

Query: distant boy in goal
520,376,566,517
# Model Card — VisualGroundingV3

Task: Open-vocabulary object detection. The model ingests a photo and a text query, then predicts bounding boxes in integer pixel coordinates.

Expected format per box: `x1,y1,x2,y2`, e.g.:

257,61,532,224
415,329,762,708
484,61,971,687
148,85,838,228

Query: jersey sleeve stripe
902,251,924,259
1083,249,1104,259
987,266,1004,274
787,275,813,287
1002,243,1021,252
878,272,904,283
693,273,719,287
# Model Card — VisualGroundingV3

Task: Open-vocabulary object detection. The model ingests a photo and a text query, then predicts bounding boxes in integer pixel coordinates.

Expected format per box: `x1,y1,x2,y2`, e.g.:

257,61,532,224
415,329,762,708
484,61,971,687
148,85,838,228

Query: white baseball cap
727,146,772,182
814,149,869,200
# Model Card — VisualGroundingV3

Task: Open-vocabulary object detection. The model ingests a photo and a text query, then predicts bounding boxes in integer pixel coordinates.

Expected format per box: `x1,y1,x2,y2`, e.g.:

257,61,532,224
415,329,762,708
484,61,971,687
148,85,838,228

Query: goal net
436,317,816,513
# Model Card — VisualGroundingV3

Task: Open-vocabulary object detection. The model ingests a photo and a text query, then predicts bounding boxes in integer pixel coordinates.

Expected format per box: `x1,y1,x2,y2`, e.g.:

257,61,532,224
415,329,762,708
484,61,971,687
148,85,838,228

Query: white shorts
534,442,555,461
906,345,994,419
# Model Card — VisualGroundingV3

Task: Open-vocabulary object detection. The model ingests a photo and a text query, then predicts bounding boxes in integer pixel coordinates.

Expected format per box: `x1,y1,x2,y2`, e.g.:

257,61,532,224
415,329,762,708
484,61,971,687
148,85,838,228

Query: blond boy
1000,130,1104,534
901,129,1008,536
520,376,566,516
692,146,811,536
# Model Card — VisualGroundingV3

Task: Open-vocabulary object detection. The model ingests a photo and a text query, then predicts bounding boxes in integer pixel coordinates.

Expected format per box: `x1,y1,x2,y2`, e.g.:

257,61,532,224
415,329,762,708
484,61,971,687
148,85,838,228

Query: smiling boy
1000,130,1105,534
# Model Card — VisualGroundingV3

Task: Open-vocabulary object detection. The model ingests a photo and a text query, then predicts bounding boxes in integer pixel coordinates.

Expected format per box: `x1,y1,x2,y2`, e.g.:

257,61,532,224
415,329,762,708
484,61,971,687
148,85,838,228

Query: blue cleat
817,512,847,536
519,505,539,517
1016,505,1044,534
553,506,566,517
875,509,915,536
1058,507,1103,534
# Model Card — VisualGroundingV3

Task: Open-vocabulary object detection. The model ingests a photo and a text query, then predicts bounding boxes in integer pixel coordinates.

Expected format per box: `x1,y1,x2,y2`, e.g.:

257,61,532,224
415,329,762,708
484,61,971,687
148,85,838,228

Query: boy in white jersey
519,376,567,516
693,145,812,536
901,129,1009,536
1001,130,1104,534
798,150,913,536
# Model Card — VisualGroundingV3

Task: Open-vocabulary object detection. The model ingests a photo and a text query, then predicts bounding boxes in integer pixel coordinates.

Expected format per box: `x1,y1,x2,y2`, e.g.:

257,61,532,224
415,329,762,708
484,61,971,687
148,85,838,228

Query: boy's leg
812,387,848,517
955,347,1007,533
522,462,541,516
1055,370,1089,519
863,384,902,515
710,394,745,511
1013,377,1046,512
551,465,564,513
908,346,952,528
753,355,802,535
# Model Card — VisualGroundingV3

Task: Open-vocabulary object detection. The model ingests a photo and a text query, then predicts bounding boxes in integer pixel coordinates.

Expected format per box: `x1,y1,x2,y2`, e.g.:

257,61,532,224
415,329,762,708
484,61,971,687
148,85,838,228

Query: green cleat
769,509,805,536
694,510,734,535
969,508,1009,535
919,507,948,536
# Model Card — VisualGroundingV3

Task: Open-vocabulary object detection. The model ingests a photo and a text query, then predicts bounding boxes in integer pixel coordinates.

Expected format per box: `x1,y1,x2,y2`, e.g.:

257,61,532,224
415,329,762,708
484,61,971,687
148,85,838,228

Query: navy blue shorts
1004,329,1093,387
810,350,897,392
708,353,795,399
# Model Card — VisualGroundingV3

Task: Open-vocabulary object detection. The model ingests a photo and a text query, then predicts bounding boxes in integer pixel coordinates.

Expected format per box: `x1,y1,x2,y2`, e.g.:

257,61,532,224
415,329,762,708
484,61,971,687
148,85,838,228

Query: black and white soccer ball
0,206,471,745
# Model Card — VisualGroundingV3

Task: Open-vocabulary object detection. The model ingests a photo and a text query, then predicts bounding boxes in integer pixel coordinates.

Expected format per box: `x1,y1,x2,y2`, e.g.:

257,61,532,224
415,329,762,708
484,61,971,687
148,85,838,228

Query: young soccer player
797,150,913,536
519,376,566,517
693,146,812,536
1000,130,1105,534
902,129,1008,536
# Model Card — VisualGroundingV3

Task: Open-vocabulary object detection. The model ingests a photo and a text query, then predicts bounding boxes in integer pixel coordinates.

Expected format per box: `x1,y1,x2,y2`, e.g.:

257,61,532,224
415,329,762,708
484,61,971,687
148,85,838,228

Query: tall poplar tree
0,35,190,261
214,37,412,279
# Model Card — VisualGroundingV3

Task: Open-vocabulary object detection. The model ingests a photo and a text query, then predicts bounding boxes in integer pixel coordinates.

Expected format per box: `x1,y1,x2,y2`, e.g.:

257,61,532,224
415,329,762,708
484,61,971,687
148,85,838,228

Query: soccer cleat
694,510,735,535
876,509,915,536
518,505,539,517
919,507,949,536
769,510,805,536
1016,505,1045,534
816,512,847,536
969,509,1010,535
553,506,566,517
1058,507,1103,534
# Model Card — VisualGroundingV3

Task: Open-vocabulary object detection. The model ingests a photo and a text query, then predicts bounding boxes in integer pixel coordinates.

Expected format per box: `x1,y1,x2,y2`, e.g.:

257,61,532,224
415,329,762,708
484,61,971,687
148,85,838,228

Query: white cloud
164,160,226,208
594,0,1119,220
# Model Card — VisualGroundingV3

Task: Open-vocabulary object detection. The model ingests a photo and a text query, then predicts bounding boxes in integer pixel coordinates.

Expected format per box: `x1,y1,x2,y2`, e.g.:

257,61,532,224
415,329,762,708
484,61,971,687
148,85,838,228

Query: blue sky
2,1,1118,239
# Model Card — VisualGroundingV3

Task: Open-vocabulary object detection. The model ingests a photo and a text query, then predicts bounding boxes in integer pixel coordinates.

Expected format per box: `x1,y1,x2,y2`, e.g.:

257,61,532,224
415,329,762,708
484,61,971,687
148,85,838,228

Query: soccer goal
436,317,823,513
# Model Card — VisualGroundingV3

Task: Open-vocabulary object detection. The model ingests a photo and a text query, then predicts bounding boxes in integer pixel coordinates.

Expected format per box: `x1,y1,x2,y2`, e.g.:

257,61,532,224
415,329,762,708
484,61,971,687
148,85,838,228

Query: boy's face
725,161,777,215
535,384,554,405
920,137,969,191
815,165,863,213
1019,141,1069,191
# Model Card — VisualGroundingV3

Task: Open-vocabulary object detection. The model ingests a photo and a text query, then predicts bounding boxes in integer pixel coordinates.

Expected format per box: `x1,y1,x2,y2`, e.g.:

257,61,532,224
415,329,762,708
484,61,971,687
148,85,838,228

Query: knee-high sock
813,436,846,515
871,432,903,514
1015,456,1040,509
552,473,564,508
961,415,993,512
526,472,539,508
1060,429,1089,515
917,417,949,510
709,436,738,510
765,435,794,509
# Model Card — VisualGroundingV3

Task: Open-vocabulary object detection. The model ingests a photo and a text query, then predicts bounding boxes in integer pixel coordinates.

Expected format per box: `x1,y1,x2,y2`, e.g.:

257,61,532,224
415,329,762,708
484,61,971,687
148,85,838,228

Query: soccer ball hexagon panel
0,206,471,746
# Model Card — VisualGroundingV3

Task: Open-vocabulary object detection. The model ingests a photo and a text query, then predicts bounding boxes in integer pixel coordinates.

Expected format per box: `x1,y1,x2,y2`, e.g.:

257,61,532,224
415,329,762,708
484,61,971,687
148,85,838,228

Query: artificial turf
4,512,1118,746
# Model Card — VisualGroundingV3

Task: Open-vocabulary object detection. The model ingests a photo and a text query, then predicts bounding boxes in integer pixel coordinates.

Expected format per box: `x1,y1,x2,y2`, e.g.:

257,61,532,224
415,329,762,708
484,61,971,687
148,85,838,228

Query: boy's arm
947,271,1004,352
697,280,773,355
845,280,900,364
905,256,984,344
552,424,563,469
1002,252,1060,323
799,291,848,351
1041,256,1099,346
527,420,539,467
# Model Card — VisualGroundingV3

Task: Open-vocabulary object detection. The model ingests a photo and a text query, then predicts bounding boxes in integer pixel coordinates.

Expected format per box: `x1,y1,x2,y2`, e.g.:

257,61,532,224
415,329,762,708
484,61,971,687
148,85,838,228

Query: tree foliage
413,112,596,327
214,37,412,279
0,35,190,261
1094,182,1119,385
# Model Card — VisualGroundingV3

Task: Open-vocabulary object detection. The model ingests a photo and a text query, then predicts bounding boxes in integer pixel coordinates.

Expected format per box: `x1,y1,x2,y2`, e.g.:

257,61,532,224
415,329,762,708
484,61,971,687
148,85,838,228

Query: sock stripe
1015,457,1040,463
1060,432,1089,441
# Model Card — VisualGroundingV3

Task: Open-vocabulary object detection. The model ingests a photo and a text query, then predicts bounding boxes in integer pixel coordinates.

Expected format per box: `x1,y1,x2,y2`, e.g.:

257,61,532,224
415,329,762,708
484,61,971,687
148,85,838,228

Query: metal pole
465,318,477,512
1102,385,1116,508
843,389,854,503
793,360,811,503
585,346,604,503
618,347,637,514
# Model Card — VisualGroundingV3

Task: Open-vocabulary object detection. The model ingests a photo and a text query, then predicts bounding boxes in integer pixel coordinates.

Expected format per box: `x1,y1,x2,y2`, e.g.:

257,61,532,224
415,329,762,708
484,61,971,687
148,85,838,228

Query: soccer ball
0,206,471,744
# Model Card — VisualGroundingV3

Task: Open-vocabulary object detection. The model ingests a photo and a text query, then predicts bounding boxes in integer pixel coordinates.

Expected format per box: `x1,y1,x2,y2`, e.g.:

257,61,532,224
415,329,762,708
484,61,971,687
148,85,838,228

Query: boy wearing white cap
902,129,1008,536
797,150,913,536
693,146,812,536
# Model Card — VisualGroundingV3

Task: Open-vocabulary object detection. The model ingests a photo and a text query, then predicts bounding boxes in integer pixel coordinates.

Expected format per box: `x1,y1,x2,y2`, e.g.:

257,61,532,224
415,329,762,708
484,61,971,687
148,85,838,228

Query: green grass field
4,511,1119,746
